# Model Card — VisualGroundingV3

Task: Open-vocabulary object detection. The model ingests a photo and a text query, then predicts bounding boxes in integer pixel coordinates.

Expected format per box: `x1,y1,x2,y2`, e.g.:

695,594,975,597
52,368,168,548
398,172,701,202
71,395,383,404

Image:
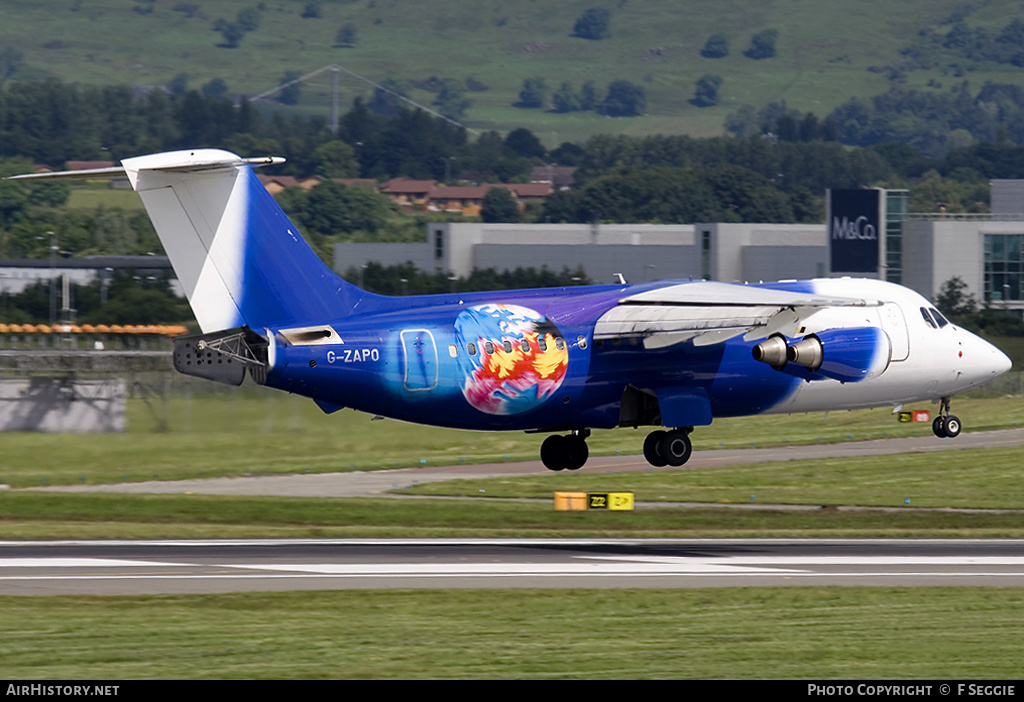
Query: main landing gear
932,397,962,438
540,430,590,471
539,427,695,471
642,427,693,467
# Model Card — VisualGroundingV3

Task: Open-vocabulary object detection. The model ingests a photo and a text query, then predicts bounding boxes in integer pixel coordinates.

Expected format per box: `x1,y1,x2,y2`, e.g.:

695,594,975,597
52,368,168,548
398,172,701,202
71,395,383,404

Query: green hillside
5,0,1024,145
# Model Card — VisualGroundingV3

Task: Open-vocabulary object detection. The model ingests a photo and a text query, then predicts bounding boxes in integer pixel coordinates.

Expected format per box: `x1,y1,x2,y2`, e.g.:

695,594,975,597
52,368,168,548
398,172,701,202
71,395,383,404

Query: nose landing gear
932,397,962,438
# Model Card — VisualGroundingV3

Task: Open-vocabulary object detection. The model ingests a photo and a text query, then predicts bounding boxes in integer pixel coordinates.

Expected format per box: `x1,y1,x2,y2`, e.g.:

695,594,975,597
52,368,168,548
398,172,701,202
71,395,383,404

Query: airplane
10,149,1013,471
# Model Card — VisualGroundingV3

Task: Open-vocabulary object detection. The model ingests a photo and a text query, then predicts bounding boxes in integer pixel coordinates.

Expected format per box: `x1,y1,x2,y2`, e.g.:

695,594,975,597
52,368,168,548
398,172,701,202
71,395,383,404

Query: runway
4,539,1024,595
11,428,1024,595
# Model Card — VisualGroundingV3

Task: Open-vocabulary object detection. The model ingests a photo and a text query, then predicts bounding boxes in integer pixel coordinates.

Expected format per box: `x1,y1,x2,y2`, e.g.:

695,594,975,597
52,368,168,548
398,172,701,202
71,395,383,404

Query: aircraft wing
593,281,882,348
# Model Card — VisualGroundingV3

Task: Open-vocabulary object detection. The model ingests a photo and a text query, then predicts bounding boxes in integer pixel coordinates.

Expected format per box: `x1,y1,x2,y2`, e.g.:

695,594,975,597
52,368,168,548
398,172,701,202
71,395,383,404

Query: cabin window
448,344,458,358
521,338,531,352
467,342,477,356
538,336,548,351
577,335,588,350
503,340,513,353
485,341,494,354
555,337,565,351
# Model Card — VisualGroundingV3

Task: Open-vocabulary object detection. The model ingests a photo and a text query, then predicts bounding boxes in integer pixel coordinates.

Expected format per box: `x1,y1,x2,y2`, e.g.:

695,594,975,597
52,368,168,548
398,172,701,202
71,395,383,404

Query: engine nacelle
752,327,892,383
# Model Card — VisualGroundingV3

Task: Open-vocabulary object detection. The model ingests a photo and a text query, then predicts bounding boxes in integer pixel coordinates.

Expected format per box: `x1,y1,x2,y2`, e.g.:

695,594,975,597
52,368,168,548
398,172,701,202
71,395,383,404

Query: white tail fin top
11,149,359,333
124,150,250,332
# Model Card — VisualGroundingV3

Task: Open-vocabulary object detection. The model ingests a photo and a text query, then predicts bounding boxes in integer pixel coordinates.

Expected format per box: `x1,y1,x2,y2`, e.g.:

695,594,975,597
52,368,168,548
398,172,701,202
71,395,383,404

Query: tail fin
122,149,359,333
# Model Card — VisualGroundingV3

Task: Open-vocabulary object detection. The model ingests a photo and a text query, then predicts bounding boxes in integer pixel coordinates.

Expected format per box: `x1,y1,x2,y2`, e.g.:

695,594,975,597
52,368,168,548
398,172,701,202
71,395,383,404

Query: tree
236,7,261,32
301,1,322,19
481,187,520,223
335,22,358,47
368,79,409,117
504,128,545,159
935,276,978,317
278,71,301,105
579,80,599,111
600,80,646,117
572,8,610,40
701,33,729,59
201,78,229,100
692,74,723,107
517,77,547,109
298,181,392,236
745,29,778,59
313,140,359,178
167,73,189,96
433,79,470,121
551,82,580,113
213,20,244,48
0,47,23,80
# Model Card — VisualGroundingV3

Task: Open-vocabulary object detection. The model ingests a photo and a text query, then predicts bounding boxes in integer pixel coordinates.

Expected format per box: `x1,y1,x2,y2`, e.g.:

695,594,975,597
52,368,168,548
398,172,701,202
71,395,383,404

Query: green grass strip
4,491,1024,539
2,588,1023,679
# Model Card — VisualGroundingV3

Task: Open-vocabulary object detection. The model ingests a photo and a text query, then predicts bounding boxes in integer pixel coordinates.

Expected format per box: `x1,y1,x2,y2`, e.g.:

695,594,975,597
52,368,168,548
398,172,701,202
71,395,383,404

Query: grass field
2,587,1023,679
1,392,1022,539
6,0,1024,142
2,388,1020,488
2,391,1023,679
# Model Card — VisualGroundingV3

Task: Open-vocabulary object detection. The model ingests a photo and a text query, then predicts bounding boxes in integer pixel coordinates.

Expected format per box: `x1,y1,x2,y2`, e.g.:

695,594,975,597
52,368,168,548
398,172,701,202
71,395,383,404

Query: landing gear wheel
932,397,962,439
659,429,693,467
541,435,566,471
943,415,961,438
643,430,668,467
562,434,589,471
540,433,590,471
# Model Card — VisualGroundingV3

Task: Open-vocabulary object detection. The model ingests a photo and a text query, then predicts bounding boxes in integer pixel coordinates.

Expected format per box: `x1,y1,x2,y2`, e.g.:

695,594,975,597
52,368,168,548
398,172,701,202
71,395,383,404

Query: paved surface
4,538,1024,594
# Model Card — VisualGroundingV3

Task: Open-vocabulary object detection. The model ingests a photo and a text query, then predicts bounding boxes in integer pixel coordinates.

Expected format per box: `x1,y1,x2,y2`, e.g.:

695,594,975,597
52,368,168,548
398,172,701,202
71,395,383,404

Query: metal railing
906,212,1024,222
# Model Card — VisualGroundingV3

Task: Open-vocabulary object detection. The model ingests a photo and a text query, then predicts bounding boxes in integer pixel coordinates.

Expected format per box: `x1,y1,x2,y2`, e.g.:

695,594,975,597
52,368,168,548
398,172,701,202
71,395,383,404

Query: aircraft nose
961,330,1012,383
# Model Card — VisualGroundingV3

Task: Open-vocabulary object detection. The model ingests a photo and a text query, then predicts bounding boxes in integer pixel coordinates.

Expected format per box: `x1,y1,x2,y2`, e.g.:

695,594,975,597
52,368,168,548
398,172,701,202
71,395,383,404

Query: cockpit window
920,307,937,328
929,307,949,328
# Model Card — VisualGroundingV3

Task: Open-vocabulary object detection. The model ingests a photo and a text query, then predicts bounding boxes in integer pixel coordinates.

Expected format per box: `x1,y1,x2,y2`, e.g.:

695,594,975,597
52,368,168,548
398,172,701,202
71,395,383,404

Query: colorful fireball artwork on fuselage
454,304,569,415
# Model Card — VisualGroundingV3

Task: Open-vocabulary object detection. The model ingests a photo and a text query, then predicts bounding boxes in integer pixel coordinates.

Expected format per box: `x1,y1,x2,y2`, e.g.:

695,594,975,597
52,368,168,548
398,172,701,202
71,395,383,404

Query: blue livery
9,150,1013,471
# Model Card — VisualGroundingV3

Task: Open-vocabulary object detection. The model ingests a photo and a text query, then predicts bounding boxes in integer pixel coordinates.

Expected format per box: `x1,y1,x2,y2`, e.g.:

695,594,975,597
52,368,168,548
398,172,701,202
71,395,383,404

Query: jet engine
752,327,892,383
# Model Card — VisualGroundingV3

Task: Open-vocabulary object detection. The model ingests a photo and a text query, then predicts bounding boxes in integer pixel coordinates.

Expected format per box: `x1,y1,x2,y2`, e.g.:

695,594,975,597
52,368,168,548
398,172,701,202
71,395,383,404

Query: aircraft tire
659,430,693,467
932,416,948,438
944,415,962,438
540,435,566,471
563,435,589,471
643,430,668,467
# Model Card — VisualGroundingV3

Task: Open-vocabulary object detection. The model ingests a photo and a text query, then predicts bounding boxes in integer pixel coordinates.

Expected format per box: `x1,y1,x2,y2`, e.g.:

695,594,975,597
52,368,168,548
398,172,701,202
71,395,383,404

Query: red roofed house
379,177,437,210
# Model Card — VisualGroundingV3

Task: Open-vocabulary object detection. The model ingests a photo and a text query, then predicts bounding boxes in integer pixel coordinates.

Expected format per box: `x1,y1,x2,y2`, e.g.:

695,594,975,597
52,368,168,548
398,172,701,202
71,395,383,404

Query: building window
984,234,1022,301
701,229,712,280
885,189,908,285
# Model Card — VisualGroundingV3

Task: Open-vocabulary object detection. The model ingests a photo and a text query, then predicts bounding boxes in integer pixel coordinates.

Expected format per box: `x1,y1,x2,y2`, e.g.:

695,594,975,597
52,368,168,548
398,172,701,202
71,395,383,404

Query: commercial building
335,222,825,287
335,187,1024,315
